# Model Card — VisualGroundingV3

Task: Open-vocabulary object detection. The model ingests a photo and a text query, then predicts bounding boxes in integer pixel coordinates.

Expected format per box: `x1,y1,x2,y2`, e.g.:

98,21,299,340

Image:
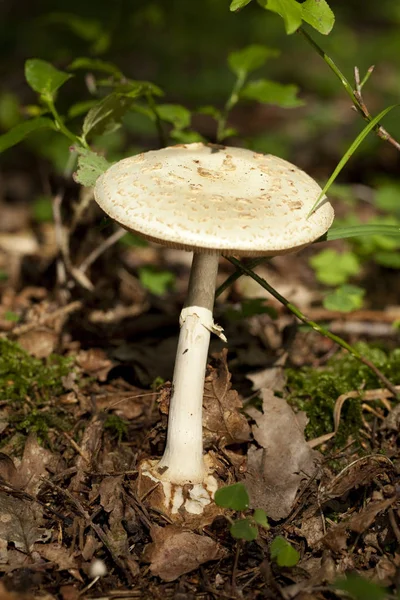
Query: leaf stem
47,98,81,146
217,71,246,143
226,256,399,399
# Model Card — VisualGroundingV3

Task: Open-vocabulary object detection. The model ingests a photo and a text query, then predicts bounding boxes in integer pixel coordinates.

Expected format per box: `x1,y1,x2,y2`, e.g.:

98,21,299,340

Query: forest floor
0,165,399,600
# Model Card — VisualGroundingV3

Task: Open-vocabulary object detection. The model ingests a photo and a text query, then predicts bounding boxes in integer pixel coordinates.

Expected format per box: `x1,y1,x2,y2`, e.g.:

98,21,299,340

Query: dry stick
226,257,399,400
6,299,83,338
78,227,126,274
43,478,133,585
299,28,400,153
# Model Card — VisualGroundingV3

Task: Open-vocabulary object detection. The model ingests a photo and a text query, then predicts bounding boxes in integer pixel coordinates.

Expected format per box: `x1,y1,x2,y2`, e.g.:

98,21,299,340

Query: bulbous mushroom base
136,454,223,526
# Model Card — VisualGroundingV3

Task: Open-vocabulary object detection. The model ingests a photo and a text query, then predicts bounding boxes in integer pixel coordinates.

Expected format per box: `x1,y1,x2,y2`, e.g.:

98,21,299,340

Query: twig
42,478,133,585
353,66,400,151
6,300,82,338
226,256,399,399
299,28,400,153
78,227,126,274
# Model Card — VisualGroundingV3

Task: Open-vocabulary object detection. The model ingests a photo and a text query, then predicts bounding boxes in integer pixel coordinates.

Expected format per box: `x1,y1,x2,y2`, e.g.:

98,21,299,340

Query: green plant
214,483,300,566
214,482,270,542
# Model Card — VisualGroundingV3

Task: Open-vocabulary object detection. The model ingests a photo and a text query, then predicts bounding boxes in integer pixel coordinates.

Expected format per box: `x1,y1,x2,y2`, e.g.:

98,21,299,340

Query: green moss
0,338,75,442
0,338,72,403
286,342,400,446
104,414,128,442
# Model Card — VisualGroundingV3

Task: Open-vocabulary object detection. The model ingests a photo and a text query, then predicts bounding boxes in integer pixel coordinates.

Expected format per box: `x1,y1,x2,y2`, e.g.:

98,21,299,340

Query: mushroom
94,142,334,520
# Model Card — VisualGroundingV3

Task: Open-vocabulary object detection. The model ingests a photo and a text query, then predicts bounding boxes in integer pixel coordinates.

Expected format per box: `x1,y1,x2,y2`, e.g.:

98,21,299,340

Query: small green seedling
270,535,300,567
214,482,270,542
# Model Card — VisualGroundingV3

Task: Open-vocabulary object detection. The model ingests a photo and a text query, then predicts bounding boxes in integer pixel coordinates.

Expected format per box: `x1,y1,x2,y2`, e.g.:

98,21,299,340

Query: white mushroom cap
94,143,334,257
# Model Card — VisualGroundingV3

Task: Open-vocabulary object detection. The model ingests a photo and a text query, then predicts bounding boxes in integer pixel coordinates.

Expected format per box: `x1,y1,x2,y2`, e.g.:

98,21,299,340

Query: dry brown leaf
246,353,287,393
143,525,226,582
0,453,17,484
318,455,395,503
70,417,103,492
322,496,397,553
99,476,128,557
244,389,321,520
0,494,46,555
13,435,54,495
34,542,79,572
17,328,58,359
203,350,251,447
76,348,113,381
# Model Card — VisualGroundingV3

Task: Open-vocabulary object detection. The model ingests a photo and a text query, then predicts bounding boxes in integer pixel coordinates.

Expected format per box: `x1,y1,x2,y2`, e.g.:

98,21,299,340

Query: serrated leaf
156,104,191,130
214,482,249,511
228,45,279,76
309,249,361,286
270,536,300,567
241,79,303,108
0,118,55,153
73,148,111,187
301,0,334,35
323,284,365,312
230,0,253,11
82,94,133,140
257,0,302,34
230,519,258,541
68,57,122,77
138,266,175,296
25,59,73,100
253,508,269,528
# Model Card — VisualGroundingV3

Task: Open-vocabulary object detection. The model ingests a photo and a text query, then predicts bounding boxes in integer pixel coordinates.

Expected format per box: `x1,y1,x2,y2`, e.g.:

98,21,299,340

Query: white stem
157,253,220,484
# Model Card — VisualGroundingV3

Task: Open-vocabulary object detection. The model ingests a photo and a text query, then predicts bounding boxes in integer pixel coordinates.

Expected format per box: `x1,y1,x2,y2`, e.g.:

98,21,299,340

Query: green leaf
253,508,269,528
334,575,388,600
375,251,400,269
323,284,365,312
225,298,277,322
42,13,104,42
0,92,20,129
241,79,303,108
308,104,400,216
68,57,122,78
214,482,249,511
230,519,258,541
68,100,100,119
228,45,279,77
156,104,191,130
310,249,361,286
4,311,20,323
270,536,300,567
170,129,205,144
320,224,400,242
82,94,133,140
25,59,73,100
0,118,55,153
301,0,335,35
120,233,148,248
375,183,400,216
33,195,53,223
230,0,253,11
138,266,175,296
257,0,302,34
73,147,111,187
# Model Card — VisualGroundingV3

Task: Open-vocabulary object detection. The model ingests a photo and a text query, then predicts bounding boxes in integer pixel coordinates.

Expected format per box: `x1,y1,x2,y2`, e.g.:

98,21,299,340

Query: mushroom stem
157,252,220,484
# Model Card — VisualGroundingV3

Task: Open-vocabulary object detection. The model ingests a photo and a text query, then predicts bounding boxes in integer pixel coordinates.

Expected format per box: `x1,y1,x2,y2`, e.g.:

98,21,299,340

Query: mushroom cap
94,143,334,257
